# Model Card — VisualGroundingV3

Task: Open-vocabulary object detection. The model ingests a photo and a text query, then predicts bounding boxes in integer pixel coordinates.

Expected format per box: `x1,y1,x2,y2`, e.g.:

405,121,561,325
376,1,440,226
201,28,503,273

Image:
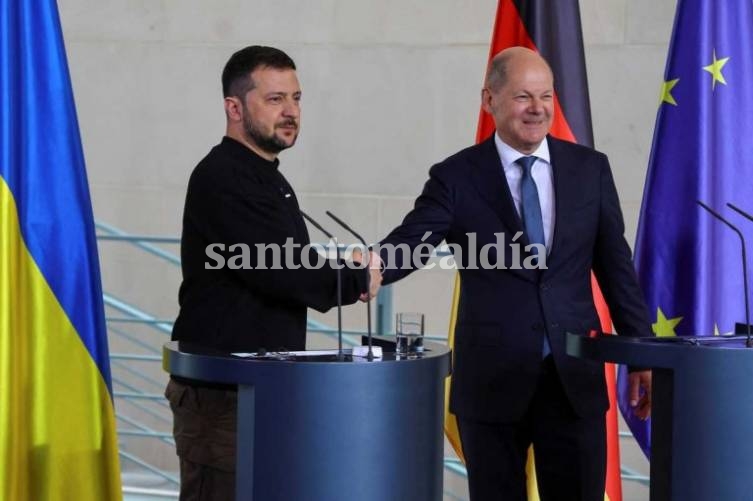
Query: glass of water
395,312,425,356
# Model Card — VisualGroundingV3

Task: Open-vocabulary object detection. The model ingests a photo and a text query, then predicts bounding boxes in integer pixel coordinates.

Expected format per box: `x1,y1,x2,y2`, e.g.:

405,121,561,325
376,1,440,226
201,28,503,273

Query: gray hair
485,48,553,92
485,52,514,92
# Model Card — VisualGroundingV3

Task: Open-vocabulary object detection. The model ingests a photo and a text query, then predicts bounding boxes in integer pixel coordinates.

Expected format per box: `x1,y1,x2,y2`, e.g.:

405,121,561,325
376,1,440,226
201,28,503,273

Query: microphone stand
300,210,344,360
326,210,375,361
696,201,751,346
727,202,753,343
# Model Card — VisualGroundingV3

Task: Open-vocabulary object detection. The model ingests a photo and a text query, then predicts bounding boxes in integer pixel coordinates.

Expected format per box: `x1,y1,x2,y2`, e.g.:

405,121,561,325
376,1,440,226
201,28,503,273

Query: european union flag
618,0,753,457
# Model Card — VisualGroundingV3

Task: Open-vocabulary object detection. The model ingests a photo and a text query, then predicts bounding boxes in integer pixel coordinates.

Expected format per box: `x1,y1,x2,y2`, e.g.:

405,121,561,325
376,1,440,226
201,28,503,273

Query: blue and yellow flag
0,0,122,499
619,0,753,458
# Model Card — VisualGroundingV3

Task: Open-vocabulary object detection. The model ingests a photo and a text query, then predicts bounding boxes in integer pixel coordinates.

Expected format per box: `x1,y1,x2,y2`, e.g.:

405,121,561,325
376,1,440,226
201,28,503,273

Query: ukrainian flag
0,0,122,499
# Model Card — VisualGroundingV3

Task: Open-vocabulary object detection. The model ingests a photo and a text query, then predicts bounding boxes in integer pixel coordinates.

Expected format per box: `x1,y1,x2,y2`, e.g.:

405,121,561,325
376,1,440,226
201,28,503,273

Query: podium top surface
163,340,452,386
566,332,753,369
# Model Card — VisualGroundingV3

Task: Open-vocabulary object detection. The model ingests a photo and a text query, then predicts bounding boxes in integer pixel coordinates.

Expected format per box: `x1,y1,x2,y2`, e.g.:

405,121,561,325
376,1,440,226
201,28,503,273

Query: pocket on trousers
165,380,202,456
165,379,188,407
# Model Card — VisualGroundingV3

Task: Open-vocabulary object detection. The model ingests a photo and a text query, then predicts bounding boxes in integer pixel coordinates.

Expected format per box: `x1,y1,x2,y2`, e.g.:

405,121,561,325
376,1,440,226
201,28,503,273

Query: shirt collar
222,135,281,170
493,133,551,172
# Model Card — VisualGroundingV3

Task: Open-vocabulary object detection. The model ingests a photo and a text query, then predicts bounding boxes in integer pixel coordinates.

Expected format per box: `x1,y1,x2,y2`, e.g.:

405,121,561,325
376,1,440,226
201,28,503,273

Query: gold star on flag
653,307,683,337
660,79,679,106
703,50,730,90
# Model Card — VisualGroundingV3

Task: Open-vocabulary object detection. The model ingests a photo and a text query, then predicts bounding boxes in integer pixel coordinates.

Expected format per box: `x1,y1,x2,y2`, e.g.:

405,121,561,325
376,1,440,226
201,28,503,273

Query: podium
163,340,452,501
566,332,753,501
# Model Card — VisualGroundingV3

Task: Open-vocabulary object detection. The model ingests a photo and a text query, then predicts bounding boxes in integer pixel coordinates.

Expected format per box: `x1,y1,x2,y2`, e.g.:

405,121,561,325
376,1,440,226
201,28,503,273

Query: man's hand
351,249,382,301
628,369,652,420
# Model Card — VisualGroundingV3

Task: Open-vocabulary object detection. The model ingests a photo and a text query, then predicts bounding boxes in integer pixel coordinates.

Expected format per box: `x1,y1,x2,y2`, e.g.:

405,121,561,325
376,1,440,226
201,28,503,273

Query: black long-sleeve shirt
172,136,366,353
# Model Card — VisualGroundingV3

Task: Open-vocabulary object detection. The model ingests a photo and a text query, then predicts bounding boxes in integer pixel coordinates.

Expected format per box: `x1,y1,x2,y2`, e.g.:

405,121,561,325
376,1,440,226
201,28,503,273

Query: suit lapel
469,136,526,238
547,136,582,265
468,136,540,283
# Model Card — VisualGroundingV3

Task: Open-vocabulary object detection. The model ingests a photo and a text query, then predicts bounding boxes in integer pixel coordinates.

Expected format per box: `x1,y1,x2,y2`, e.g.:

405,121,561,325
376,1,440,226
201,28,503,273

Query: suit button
532,322,543,331
551,322,560,329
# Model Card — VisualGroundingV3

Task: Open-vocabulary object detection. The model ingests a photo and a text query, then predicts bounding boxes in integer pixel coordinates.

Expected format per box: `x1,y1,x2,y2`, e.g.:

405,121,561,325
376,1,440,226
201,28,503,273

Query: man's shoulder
187,140,240,187
548,136,608,163
446,138,492,163
431,138,493,176
195,139,234,169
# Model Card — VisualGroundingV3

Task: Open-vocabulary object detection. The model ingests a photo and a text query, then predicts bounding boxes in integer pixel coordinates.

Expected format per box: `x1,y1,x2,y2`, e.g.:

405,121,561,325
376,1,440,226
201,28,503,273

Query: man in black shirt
166,45,374,501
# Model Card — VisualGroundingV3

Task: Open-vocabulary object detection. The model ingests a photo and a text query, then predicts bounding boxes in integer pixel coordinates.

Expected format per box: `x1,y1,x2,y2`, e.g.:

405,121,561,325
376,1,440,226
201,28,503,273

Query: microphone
696,200,751,346
727,203,753,337
300,210,344,360
727,202,753,223
326,210,375,361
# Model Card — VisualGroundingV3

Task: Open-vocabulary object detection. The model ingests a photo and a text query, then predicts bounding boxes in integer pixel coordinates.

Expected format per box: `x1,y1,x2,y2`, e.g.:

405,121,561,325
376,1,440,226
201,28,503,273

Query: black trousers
457,357,606,501
165,379,238,501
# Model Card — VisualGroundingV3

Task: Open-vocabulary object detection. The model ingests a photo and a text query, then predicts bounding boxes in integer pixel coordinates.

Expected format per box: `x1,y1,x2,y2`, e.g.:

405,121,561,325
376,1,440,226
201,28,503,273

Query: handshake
351,249,383,302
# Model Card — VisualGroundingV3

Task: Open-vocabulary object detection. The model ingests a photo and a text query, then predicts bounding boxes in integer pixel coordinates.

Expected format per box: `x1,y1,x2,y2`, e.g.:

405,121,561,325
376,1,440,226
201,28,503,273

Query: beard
242,113,298,155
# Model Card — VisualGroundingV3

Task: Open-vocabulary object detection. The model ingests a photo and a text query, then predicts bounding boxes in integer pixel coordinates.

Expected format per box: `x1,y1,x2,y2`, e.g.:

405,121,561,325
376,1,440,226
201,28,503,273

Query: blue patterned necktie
516,156,545,250
516,155,551,357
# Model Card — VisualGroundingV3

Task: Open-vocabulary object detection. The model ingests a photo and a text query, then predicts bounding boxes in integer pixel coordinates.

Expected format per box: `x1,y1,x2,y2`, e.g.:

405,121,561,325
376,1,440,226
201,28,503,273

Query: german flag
444,1,622,500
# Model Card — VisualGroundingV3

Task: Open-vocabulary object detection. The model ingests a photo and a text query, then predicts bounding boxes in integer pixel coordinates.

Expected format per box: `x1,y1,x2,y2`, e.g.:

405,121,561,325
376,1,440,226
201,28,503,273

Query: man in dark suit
166,46,376,501
370,47,652,500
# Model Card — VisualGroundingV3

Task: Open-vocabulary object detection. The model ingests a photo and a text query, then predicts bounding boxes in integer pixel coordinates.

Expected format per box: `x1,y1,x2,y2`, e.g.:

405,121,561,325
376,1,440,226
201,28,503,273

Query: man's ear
480,88,493,114
224,96,243,122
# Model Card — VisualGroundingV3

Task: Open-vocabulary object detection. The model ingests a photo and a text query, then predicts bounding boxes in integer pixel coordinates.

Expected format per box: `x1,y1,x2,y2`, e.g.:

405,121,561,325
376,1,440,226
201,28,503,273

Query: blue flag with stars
618,0,753,458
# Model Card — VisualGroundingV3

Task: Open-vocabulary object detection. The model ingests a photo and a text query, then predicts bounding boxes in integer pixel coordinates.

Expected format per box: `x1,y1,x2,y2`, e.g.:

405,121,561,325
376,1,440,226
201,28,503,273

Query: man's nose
528,98,545,113
282,99,300,117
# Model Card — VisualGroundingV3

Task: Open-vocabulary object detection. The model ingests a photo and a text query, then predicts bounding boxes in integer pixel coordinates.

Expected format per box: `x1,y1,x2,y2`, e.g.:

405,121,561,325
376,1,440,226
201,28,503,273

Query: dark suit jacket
379,135,651,421
173,137,367,354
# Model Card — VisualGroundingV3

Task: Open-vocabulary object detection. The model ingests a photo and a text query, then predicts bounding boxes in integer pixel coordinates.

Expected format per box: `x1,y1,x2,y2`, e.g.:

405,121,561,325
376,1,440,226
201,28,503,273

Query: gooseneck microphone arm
696,201,751,346
325,210,375,361
727,202,753,339
300,210,344,359
727,203,753,223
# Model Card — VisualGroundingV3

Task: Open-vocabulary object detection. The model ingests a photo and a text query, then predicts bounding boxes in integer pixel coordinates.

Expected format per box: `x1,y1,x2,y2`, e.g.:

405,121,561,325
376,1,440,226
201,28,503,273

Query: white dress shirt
493,134,556,251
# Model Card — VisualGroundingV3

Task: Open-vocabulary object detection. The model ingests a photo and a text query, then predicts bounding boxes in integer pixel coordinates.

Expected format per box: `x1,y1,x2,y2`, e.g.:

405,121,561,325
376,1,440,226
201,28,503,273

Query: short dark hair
221,46,296,98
